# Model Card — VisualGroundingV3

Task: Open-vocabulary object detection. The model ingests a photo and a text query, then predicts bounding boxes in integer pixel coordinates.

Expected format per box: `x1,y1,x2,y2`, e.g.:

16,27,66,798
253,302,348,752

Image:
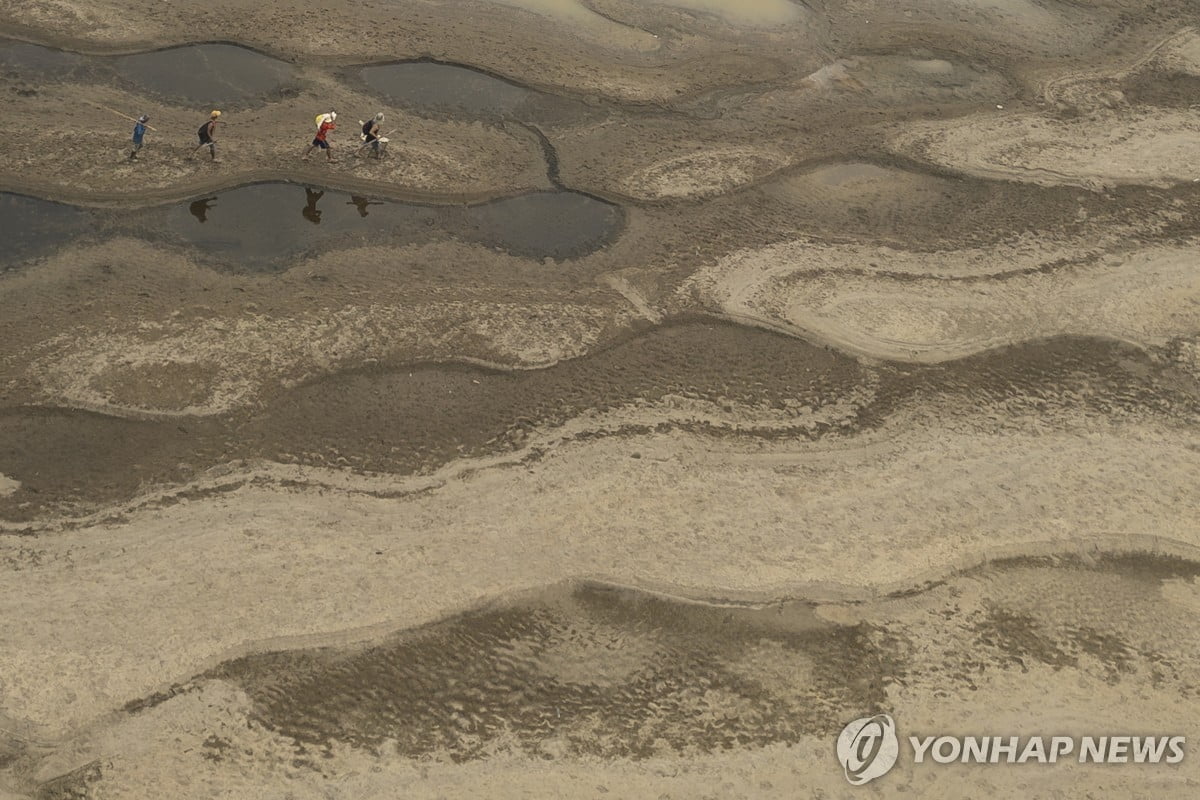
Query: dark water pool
0,40,298,106
0,40,87,79
4,39,592,121
0,194,95,269
0,183,622,270
357,61,597,122
156,183,621,267
115,44,298,106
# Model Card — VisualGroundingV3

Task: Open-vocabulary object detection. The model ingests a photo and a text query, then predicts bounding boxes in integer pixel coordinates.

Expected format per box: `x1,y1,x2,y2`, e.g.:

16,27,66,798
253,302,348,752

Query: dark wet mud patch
175,554,1200,762
204,581,897,759
872,335,1200,426
1120,69,1200,109
0,40,299,107
3,325,1198,519
151,183,622,267
0,194,96,270
356,61,598,124
0,321,870,518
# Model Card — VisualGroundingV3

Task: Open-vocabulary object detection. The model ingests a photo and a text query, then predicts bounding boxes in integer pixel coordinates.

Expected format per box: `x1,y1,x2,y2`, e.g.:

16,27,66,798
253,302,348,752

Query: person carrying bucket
356,112,388,159
302,111,337,162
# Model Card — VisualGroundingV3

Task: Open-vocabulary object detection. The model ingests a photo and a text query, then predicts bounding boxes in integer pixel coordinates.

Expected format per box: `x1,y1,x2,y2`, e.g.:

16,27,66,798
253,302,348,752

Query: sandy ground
679,237,1200,360
3,413,1198,730
3,1,1200,798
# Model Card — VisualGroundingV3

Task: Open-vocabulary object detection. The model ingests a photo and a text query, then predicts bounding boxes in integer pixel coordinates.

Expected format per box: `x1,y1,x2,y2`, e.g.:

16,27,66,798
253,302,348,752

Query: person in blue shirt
130,115,149,161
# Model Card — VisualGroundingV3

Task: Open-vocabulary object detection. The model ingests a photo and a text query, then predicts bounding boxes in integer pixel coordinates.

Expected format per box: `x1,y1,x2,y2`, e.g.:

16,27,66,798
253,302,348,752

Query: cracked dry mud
2,1,1200,798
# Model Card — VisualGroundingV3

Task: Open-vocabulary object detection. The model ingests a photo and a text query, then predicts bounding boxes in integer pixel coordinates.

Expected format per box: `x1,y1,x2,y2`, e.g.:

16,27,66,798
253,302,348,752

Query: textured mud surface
2,326,1197,521
2,1,1199,798
196,555,1200,762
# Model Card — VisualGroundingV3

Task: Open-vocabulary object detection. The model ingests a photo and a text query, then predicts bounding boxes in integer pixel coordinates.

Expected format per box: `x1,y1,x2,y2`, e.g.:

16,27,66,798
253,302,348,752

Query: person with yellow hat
302,110,337,162
191,110,223,161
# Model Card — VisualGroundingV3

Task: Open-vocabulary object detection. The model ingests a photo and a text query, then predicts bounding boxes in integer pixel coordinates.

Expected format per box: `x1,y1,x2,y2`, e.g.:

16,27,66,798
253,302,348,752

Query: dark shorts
311,138,330,149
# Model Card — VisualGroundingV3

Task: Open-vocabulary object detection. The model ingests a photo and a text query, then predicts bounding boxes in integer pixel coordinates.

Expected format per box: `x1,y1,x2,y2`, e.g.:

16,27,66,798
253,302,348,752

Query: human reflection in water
347,195,383,218
188,197,217,223
302,188,324,225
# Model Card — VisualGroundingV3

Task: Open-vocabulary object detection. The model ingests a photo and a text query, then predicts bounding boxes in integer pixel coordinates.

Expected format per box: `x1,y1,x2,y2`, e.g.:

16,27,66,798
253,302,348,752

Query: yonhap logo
836,712,1186,785
837,714,899,785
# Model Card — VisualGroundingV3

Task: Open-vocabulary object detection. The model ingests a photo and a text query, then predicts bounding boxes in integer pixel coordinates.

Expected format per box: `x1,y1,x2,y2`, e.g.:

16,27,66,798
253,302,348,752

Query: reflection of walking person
191,110,222,161
189,197,217,223
303,188,324,224
347,195,382,217
129,115,149,161
302,112,337,162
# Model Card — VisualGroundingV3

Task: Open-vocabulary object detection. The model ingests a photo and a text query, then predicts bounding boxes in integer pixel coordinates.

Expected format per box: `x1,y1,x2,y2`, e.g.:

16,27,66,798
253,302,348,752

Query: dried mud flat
2,1,1200,799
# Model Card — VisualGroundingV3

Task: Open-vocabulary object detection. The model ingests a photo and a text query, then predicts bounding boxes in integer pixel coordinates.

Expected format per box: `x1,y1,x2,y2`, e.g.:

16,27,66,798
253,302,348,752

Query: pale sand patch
1,419,1196,736
0,475,20,497
486,0,802,34
0,0,140,40
946,0,1060,24
679,239,1200,361
802,60,862,90
891,108,1200,188
1161,577,1200,612
482,0,659,51
646,0,803,26
618,146,791,200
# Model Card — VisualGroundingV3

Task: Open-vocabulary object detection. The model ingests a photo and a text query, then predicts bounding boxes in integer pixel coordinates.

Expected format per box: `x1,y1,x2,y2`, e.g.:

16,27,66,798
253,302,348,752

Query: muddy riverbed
1,1,1199,798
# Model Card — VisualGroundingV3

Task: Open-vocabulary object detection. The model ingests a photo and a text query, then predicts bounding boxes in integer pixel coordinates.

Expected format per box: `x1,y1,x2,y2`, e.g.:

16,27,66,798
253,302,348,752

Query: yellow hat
211,110,221,118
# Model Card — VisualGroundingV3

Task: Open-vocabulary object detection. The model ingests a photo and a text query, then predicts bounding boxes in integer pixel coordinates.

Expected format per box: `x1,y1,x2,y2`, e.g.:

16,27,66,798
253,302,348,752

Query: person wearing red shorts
302,111,337,162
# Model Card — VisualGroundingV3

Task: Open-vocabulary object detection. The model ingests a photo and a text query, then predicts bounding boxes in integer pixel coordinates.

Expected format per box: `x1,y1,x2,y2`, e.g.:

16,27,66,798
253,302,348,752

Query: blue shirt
133,123,146,144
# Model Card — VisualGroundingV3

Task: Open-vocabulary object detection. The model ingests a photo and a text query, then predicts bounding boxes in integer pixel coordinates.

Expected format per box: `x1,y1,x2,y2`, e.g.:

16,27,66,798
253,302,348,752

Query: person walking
129,115,149,161
357,112,386,158
302,111,337,162
191,110,222,161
